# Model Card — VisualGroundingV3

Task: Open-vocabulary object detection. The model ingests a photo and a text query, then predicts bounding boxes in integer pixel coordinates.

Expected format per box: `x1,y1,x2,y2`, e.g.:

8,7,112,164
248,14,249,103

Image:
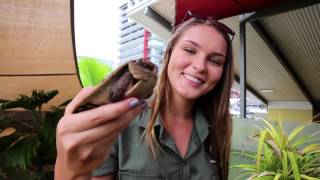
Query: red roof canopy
175,0,284,25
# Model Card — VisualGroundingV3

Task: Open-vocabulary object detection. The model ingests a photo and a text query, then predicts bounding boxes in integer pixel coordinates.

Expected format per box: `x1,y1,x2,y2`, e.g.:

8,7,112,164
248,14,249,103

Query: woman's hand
54,88,145,179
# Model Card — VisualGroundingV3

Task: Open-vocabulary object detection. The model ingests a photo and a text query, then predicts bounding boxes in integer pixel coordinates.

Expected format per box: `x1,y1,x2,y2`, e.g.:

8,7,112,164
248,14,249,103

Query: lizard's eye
141,62,153,70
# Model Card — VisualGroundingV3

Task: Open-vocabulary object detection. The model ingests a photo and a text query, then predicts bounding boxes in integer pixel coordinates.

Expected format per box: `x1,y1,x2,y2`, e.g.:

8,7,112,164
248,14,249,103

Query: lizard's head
132,58,158,74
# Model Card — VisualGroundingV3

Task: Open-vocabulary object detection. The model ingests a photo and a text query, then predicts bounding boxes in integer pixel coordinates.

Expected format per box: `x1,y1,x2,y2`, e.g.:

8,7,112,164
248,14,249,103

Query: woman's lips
182,73,204,86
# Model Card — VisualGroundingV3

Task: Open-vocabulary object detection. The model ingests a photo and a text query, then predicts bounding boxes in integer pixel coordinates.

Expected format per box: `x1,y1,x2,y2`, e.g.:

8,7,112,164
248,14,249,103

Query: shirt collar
137,109,161,129
194,109,211,143
138,109,211,142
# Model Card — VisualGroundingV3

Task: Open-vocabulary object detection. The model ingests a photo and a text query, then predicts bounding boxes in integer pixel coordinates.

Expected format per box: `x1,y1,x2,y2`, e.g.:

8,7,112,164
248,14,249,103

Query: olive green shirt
92,109,219,180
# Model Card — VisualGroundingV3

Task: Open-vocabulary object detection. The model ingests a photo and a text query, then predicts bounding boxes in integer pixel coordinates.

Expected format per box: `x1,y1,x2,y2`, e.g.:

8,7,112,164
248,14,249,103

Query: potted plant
231,119,320,180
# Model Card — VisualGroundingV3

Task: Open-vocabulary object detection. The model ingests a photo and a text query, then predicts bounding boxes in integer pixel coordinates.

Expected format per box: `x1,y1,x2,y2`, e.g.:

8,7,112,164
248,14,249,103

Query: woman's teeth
184,73,203,84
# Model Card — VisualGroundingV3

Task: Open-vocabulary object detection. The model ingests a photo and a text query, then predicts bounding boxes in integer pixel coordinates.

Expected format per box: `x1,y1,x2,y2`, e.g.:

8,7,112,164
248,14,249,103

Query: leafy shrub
0,90,68,179
78,56,113,87
231,120,320,180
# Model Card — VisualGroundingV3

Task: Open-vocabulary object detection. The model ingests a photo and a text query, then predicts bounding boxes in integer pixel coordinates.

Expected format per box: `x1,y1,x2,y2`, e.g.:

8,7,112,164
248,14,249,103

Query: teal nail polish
129,99,140,108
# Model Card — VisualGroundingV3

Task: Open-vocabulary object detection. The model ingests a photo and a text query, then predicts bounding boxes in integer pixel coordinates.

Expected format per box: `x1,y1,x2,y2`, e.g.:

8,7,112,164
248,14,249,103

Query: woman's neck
164,92,195,121
162,92,195,158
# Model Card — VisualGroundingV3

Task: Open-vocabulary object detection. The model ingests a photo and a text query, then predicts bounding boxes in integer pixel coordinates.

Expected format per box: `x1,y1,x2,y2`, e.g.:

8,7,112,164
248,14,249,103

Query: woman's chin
176,89,202,100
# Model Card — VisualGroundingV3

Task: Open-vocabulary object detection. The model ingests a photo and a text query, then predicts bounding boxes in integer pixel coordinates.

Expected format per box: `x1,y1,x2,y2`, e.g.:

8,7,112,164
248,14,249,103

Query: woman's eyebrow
184,40,226,57
183,40,201,48
210,52,225,58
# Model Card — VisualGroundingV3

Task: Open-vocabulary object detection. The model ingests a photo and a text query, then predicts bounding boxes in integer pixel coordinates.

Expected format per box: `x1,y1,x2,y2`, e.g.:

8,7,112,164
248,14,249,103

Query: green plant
78,56,113,87
0,90,68,179
231,120,320,180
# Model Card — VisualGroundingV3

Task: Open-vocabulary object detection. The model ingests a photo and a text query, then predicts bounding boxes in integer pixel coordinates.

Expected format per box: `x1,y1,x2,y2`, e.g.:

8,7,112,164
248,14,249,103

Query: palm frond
288,151,301,180
3,135,40,170
0,90,58,111
0,128,16,138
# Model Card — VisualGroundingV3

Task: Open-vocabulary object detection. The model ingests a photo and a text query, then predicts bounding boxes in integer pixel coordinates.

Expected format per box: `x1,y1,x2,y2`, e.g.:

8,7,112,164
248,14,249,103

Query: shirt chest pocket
118,171,163,180
117,170,180,180
211,174,219,180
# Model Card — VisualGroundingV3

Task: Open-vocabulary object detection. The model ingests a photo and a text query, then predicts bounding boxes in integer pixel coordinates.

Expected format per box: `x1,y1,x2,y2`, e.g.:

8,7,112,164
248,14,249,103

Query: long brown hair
145,17,234,180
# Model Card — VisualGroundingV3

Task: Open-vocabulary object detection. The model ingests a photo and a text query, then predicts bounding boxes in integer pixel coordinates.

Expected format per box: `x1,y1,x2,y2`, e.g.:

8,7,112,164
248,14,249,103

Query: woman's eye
183,48,195,55
208,58,223,66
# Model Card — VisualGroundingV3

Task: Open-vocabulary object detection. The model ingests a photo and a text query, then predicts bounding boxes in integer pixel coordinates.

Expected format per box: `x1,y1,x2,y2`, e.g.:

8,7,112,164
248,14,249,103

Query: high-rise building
119,1,166,68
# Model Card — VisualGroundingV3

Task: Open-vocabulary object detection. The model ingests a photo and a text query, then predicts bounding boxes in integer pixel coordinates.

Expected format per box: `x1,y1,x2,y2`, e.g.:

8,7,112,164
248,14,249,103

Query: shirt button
190,166,199,175
179,160,187,166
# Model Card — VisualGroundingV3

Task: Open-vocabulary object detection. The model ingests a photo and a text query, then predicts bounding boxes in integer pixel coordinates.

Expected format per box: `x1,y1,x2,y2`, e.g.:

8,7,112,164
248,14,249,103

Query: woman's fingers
70,103,143,144
61,98,144,132
57,126,119,174
56,87,147,177
56,97,145,161
65,87,96,115
69,137,116,173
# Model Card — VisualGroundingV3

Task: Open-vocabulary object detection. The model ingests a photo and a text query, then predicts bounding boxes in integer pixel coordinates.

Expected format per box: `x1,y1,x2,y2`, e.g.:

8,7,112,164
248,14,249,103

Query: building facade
119,2,166,68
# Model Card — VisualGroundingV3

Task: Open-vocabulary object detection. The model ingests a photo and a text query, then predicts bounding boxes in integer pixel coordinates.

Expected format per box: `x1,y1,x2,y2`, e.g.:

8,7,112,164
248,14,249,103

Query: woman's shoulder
127,108,152,129
117,108,152,145
125,108,151,131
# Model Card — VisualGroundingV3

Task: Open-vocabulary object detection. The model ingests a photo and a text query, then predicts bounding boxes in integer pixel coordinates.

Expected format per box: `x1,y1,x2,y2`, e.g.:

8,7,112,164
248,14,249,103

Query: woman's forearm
54,157,91,180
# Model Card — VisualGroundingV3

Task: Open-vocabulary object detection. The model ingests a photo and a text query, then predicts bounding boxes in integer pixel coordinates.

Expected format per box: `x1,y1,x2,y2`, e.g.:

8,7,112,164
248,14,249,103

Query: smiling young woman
142,17,234,180
55,15,234,180
167,24,227,101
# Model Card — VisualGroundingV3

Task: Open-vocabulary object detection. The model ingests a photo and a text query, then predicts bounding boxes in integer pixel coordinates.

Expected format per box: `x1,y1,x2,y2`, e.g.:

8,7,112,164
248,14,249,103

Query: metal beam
234,75,268,105
239,18,247,119
242,0,320,22
313,102,320,122
249,20,317,111
144,7,172,31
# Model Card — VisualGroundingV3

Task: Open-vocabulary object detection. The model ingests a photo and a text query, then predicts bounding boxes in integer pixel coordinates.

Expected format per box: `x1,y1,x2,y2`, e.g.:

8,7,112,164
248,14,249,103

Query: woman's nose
191,56,206,73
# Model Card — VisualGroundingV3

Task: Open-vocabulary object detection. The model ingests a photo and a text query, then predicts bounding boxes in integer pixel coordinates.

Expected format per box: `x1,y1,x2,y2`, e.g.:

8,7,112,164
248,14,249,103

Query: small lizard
73,58,158,113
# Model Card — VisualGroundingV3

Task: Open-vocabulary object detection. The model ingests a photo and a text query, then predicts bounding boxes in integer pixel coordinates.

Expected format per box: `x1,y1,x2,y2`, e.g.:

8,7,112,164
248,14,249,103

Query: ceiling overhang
126,0,174,41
